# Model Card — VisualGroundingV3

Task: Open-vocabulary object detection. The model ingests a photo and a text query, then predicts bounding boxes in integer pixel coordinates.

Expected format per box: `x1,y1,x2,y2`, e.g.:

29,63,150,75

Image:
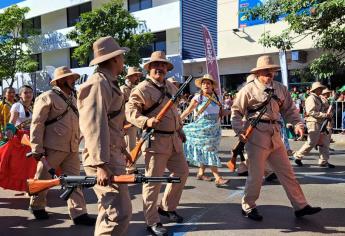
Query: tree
244,0,345,80
67,0,154,68
0,5,38,87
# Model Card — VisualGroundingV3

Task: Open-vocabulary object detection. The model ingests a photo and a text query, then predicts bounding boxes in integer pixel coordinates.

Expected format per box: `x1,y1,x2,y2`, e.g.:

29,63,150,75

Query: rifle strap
247,90,281,114
45,89,79,126
142,79,172,115
195,93,222,118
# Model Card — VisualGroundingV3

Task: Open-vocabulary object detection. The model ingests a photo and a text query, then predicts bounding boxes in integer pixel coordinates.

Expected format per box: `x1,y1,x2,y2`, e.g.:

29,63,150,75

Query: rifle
226,88,275,172
128,75,194,167
27,174,181,200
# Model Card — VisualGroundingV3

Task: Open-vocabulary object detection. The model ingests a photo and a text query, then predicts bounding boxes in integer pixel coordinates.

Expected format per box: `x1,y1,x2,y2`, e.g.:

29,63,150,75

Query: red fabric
0,130,37,191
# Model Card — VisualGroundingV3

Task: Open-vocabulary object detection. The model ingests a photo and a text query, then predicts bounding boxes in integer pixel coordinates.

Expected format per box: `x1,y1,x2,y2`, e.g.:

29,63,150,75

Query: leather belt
257,119,281,124
154,130,175,135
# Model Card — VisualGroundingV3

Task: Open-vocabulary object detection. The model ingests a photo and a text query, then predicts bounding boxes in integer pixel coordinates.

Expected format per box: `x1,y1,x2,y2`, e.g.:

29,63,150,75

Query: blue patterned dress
183,94,222,167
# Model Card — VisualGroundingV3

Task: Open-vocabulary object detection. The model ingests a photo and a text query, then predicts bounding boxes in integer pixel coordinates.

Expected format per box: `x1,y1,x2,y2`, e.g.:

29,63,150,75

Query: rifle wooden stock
27,178,61,195
226,126,254,172
20,133,31,146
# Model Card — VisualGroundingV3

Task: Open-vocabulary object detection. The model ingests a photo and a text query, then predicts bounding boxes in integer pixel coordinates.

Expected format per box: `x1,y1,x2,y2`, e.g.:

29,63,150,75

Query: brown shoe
196,174,212,181
215,178,229,187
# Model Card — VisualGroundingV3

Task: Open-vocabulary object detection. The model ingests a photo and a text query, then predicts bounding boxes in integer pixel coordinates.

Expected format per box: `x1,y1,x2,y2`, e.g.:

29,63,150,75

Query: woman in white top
0,85,36,192
181,74,229,187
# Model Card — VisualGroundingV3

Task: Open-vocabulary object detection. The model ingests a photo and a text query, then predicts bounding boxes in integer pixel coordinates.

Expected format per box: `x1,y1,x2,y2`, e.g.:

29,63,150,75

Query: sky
0,0,25,9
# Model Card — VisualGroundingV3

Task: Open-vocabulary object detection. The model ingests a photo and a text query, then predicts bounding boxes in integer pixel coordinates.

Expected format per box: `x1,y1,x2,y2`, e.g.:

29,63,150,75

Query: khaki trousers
295,122,330,164
84,165,132,236
238,154,274,177
242,144,308,212
29,148,87,219
143,150,189,226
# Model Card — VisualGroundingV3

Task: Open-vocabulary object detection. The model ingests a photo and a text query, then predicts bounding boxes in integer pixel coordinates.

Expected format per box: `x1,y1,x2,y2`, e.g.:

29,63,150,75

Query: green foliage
245,0,345,80
67,0,154,67
0,5,38,87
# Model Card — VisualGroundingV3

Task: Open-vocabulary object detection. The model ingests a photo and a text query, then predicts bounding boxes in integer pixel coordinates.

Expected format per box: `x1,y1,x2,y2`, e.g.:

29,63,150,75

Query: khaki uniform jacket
78,68,126,167
305,93,328,123
125,77,183,154
30,87,79,154
231,79,303,150
120,81,135,102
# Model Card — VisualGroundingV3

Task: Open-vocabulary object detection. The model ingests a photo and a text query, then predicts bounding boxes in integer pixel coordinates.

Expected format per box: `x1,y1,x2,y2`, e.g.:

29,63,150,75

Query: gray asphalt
1,135,345,236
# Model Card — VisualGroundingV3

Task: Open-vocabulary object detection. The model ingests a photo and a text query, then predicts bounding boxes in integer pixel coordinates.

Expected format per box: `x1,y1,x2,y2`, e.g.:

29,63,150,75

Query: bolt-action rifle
316,100,334,149
27,174,181,200
128,75,194,167
227,88,275,172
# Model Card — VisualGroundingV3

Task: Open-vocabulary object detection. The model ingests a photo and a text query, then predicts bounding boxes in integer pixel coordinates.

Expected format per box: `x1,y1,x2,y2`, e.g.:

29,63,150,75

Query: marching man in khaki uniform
30,66,95,225
120,67,142,174
231,55,321,221
126,51,189,236
77,36,132,236
294,82,335,168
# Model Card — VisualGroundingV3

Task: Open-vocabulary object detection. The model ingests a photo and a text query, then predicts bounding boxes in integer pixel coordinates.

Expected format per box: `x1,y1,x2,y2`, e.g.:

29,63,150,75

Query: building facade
1,0,320,93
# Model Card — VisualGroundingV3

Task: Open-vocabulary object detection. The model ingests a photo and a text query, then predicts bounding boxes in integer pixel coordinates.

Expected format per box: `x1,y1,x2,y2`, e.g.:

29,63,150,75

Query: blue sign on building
238,0,265,28
0,0,25,9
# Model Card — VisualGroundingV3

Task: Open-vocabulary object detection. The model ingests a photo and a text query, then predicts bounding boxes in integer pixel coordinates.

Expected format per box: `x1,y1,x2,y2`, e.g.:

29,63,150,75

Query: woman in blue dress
180,74,229,187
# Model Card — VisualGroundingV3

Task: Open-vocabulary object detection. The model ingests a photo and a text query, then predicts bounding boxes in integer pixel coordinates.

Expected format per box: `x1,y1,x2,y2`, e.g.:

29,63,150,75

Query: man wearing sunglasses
231,55,321,222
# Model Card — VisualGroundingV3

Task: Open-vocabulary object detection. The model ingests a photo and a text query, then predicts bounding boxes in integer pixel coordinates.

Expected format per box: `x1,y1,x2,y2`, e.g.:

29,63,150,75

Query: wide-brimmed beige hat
50,66,80,85
89,36,129,66
195,74,218,88
143,51,174,71
321,88,332,95
167,76,181,85
251,55,280,73
126,67,142,78
310,82,326,92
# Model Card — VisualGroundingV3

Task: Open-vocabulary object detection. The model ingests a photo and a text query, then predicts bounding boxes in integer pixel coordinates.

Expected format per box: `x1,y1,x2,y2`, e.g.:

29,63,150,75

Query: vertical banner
201,24,222,99
279,50,289,88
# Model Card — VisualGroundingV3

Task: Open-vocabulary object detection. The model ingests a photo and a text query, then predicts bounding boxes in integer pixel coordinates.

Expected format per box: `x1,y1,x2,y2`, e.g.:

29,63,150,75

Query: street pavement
1,134,345,236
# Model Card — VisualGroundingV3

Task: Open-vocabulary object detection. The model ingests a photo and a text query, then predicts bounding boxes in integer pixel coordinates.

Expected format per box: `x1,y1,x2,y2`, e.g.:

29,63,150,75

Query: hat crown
311,82,326,92
256,55,275,68
150,51,167,61
54,66,73,78
127,67,140,74
93,36,121,58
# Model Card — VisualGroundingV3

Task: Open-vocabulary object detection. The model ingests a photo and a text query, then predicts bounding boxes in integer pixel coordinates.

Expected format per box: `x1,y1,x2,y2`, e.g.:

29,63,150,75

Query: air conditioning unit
291,50,307,63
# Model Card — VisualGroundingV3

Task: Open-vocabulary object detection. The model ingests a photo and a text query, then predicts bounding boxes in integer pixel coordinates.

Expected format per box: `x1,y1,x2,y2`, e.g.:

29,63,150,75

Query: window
22,16,41,35
128,0,152,13
139,31,166,58
67,2,92,27
70,47,92,68
31,53,42,71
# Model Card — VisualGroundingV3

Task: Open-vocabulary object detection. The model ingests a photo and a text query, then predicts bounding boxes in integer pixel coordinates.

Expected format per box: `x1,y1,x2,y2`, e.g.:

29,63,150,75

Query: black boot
319,162,335,168
30,209,49,220
295,205,322,217
73,213,96,226
295,159,303,167
146,222,168,236
242,208,263,221
158,207,183,223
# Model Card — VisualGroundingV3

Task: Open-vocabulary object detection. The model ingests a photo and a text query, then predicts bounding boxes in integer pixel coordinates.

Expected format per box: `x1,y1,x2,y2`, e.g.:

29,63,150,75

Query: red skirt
0,130,37,191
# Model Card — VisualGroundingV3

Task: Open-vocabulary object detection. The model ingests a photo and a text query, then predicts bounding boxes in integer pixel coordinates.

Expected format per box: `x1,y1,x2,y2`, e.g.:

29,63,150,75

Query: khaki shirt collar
96,67,118,82
147,76,165,87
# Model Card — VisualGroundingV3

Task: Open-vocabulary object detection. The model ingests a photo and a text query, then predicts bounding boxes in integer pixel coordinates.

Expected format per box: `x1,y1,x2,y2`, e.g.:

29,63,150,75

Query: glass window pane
140,0,152,10
155,41,166,53
67,6,79,27
128,0,140,12
79,2,92,14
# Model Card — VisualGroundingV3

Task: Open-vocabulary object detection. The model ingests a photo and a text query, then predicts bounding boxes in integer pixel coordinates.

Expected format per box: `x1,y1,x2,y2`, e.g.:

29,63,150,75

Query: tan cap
195,74,217,88
310,82,326,92
143,51,174,71
126,67,142,78
89,36,129,66
50,66,80,85
251,55,280,73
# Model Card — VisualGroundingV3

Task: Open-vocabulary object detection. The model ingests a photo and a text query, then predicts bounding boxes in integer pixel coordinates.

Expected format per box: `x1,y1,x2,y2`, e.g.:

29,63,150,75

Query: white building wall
42,49,70,69
166,28,179,55
41,9,67,33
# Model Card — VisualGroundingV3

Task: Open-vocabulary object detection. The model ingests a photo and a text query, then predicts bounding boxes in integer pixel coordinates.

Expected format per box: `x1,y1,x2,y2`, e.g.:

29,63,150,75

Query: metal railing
334,101,345,132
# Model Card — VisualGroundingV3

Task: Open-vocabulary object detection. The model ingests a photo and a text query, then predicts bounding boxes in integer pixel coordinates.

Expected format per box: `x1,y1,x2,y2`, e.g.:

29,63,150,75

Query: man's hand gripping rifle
127,75,194,167
226,88,275,172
